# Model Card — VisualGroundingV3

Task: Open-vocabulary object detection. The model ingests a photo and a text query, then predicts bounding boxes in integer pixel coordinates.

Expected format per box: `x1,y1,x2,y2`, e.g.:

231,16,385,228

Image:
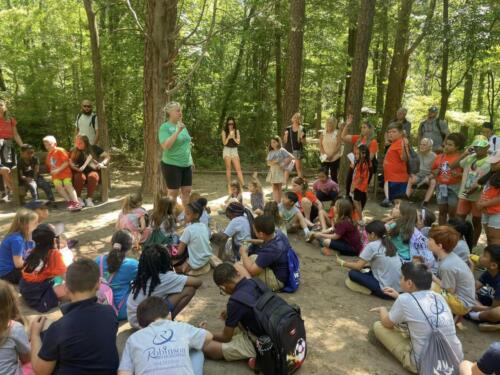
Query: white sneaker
78,198,85,207
85,198,94,207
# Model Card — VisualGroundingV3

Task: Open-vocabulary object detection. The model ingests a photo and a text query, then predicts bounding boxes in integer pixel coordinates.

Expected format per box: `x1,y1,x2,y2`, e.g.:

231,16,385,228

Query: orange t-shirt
22,249,67,283
383,138,408,183
0,117,17,139
296,191,317,211
431,153,462,185
46,147,72,180
352,162,370,192
351,135,378,159
481,184,500,215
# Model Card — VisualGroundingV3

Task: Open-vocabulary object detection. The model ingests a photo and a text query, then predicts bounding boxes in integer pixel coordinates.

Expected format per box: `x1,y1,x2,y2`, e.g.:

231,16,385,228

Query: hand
239,245,249,257
30,316,47,338
346,114,353,126
219,310,227,320
177,122,185,132
382,287,399,299
369,307,386,313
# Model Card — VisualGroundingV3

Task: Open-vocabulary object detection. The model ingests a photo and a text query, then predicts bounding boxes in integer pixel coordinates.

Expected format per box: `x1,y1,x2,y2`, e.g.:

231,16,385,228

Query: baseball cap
471,135,489,148
428,106,439,113
25,200,50,210
488,150,500,164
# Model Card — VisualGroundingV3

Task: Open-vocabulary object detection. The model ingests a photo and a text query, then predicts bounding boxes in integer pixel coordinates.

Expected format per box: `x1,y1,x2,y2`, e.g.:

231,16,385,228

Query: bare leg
292,211,308,230
424,179,436,203
55,185,70,201
224,157,232,192
295,159,303,178
168,188,179,204
0,168,12,191
231,157,245,187
272,183,282,203
234,262,251,278
438,204,448,225
384,181,389,200
64,184,78,202
284,171,290,189
167,286,197,320
478,306,500,323
472,216,482,246
180,186,192,208
406,175,416,197
318,210,328,231
301,198,313,225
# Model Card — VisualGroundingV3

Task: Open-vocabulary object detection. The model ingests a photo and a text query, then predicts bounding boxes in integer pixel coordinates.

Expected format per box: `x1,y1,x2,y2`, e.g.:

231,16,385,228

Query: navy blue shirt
477,342,500,375
226,278,265,336
38,297,119,375
478,271,500,306
253,231,290,285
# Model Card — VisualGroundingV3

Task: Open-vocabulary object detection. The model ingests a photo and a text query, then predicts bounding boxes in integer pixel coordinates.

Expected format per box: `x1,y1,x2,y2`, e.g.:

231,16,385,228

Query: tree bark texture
275,0,284,135
376,0,389,115
335,78,344,119
142,0,177,195
283,0,306,131
343,0,358,120
439,0,450,121
476,71,485,111
83,0,109,149
462,70,474,112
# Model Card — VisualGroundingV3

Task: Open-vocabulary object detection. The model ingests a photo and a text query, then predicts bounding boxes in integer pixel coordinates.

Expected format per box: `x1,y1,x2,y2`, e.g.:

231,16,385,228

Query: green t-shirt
458,155,490,201
158,121,193,167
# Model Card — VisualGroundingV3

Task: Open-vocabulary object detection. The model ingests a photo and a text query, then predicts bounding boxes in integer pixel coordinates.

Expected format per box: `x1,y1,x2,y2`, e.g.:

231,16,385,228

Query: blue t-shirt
180,222,212,270
0,233,34,277
252,231,290,285
95,255,139,320
478,271,500,307
477,342,500,375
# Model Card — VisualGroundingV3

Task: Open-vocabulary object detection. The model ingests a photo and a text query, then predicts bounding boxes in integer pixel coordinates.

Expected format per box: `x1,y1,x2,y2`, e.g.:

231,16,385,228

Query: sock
303,227,310,236
468,311,481,321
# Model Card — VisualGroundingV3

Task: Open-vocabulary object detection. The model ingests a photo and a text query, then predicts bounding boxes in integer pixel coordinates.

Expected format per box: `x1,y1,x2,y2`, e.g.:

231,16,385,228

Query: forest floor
1,166,499,375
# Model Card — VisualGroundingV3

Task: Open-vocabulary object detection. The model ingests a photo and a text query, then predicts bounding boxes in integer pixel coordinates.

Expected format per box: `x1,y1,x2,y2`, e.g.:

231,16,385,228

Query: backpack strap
409,292,438,329
90,114,97,131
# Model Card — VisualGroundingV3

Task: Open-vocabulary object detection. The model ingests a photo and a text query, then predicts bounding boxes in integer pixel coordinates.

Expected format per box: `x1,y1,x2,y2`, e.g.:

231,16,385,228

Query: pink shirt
313,179,339,194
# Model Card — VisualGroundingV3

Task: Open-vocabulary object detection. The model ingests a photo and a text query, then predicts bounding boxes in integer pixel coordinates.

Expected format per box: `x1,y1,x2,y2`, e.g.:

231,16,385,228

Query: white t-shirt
76,112,98,145
359,240,402,290
180,222,212,270
119,319,206,375
224,215,252,246
389,291,463,366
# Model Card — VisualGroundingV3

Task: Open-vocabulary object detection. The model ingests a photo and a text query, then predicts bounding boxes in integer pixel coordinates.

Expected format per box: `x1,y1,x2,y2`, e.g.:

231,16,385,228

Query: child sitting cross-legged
278,191,311,240
290,177,329,230
118,296,213,375
336,220,402,299
237,215,291,292
312,167,339,203
127,244,202,329
249,172,264,215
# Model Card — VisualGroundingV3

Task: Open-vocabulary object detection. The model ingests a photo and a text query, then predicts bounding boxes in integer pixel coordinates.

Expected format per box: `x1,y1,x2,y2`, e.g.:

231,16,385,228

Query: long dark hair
224,116,237,135
448,218,473,250
151,196,176,231
24,225,57,274
107,230,134,274
391,201,416,244
71,134,98,162
365,220,396,257
131,245,173,299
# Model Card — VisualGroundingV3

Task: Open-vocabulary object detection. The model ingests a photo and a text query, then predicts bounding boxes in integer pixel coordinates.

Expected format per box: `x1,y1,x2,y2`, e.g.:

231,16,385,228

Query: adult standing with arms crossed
159,102,193,208
221,117,245,192
319,117,343,183
283,112,306,187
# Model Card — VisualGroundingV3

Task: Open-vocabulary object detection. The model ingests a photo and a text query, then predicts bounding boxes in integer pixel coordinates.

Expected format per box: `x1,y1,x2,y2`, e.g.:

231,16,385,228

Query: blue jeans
190,349,204,375
348,270,393,300
23,176,54,201
328,239,357,256
388,182,407,201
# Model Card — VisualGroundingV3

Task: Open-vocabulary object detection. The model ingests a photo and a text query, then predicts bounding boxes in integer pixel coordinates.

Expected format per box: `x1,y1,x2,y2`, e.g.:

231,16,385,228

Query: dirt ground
1,166,499,375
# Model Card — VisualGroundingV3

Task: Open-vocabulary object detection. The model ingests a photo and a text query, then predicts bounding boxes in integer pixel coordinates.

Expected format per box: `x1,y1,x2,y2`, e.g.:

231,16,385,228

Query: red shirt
481,184,500,215
351,135,378,159
352,162,370,193
296,191,317,211
432,153,462,185
46,147,72,180
22,249,66,283
383,138,408,183
0,117,17,139
334,219,362,254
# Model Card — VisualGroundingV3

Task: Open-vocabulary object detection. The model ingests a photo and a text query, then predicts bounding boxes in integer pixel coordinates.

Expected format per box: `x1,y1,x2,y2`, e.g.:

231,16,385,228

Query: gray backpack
410,293,460,375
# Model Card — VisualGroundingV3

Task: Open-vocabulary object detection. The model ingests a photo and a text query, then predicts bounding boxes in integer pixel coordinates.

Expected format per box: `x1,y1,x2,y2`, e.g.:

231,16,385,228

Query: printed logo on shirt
153,329,175,345
439,161,451,178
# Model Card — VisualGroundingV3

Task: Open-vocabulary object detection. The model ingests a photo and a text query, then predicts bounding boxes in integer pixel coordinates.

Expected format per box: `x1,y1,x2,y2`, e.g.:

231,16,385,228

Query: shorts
436,184,459,207
388,182,407,201
353,189,367,202
223,146,239,159
414,174,431,187
292,150,304,159
161,162,192,190
300,203,318,221
52,177,72,187
457,198,482,218
482,213,500,229
222,329,257,361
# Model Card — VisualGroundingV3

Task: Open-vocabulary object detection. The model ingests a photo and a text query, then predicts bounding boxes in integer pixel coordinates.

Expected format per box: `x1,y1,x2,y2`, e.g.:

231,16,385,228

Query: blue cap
25,200,50,210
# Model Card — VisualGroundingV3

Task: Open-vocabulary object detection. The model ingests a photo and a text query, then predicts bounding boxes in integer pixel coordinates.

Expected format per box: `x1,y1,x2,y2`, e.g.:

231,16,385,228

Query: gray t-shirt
452,239,470,265
389,291,463,366
359,240,402,291
418,119,449,151
119,319,206,375
127,272,188,328
0,321,30,375
278,203,300,223
438,252,476,308
224,215,252,246
417,151,436,177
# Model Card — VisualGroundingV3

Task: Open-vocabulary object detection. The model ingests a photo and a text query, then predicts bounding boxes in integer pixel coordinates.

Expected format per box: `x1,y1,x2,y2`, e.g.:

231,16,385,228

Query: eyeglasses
218,286,227,296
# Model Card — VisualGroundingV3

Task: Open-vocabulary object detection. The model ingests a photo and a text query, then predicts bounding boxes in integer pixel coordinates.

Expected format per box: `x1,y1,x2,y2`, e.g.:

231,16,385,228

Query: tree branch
179,0,208,46
123,0,144,32
406,0,437,56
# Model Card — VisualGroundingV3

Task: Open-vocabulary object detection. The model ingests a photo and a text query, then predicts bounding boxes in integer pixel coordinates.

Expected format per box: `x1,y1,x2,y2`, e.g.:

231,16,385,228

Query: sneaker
78,198,85,207
85,198,94,207
304,231,312,242
68,201,82,212
380,199,392,208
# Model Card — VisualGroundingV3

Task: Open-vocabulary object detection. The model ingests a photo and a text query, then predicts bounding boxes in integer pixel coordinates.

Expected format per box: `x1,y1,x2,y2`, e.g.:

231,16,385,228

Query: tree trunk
343,0,358,120
462,69,474,112
476,71,485,112
422,38,432,95
0,67,6,91
142,0,178,195
345,0,376,130
376,0,389,115
439,0,450,121
274,0,284,134
283,0,306,131
83,0,109,149
335,78,344,119
315,75,322,130
487,70,495,124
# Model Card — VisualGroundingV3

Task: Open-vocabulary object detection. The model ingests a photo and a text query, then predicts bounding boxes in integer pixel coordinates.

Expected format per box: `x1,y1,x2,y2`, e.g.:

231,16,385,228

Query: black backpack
231,279,307,374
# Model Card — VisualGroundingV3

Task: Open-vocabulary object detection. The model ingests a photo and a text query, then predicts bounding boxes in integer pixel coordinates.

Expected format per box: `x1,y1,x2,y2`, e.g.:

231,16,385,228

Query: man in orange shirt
383,123,409,204
43,136,81,212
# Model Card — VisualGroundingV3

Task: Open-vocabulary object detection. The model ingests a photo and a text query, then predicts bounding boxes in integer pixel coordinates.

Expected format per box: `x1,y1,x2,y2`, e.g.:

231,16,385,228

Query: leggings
328,239,358,256
348,270,392,300
321,159,340,183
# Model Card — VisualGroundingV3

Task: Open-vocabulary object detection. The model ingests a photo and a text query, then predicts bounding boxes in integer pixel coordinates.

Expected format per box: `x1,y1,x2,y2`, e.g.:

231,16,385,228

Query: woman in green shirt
158,102,193,207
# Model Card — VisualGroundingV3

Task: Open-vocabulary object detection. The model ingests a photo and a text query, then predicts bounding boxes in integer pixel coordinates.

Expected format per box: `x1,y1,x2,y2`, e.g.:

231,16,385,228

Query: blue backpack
276,231,300,293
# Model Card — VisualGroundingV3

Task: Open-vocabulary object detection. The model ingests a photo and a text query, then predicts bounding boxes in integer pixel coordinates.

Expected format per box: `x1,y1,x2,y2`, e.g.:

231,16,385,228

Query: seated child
416,207,436,238
177,193,211,229
18,144,55,202
238,215,290,292
448,217,473,266
290,177,328,230
468,244,500,330
0,280,31,375
224,180,243,205
460,342,500,375
312,167,339,203
20,224,67,312
407,137,436,205
0,208,38,284
249,172,264,215
117,192,149,248
95,230,138,320
176,201,214,274
29,258,119,374
428,226,476,316
144,196,179,249
278,192,311,240
337,220,402,299
42,135,81,211
263,201,283,232
313,198,362,257
119,296,213,375
127,245,202,329
371,262,463,374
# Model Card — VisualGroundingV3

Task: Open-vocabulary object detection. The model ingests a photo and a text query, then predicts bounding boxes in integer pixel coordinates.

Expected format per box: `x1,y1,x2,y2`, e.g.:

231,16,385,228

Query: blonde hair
164,101,181,115
291,112,301,124
8,208,38,240
0,280,23,346
42,135,57,145
122,192,143,213
325,117,338,130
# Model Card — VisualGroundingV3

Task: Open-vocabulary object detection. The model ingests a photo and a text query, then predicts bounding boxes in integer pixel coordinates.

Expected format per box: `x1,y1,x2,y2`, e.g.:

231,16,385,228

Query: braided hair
225,202,256,238
131,244,173,299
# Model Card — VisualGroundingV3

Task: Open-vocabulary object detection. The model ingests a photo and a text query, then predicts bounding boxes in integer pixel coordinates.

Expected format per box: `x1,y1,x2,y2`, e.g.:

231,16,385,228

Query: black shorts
353,189,366,202
161,162,192,189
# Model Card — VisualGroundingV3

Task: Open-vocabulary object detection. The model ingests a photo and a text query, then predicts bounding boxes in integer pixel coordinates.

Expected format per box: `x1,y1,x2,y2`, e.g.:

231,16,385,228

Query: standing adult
75,100,99,145
283,112,306,186
395,108,412,142
0,99,23,201
159,101,193,207
417,106,448,153
481,122,499,154
319,117,343,183
221,117,245,192
341,114,379,195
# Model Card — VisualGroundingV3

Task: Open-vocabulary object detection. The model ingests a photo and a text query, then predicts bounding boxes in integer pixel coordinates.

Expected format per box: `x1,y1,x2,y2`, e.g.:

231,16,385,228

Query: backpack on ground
231,278,307,374
410,293,460,375
97,256,126,315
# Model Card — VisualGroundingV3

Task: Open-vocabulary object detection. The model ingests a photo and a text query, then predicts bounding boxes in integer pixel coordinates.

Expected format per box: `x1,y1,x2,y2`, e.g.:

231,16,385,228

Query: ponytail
365,220,397,257
107,243,126,274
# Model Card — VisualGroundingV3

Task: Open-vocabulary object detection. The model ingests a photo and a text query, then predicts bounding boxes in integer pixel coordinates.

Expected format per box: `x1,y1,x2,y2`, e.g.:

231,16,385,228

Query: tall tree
375,0,389,115
283,0,305,131
439,0,450,120
462,70,474,112
83,0,109,149
274,0,284,133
